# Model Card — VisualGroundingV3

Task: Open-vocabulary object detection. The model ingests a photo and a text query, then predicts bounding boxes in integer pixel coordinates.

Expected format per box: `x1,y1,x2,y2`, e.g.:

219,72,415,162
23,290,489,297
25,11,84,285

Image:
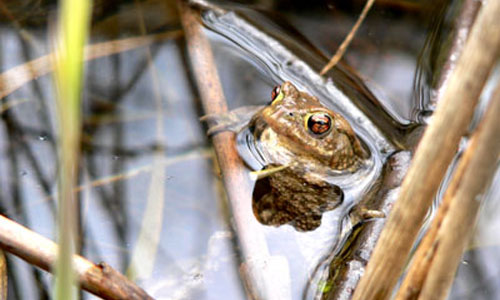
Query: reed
52,0,91,298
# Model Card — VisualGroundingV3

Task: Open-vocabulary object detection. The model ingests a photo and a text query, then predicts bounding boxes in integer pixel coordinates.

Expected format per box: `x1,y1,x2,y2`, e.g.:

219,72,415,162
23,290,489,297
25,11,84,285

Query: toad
202,82,369,231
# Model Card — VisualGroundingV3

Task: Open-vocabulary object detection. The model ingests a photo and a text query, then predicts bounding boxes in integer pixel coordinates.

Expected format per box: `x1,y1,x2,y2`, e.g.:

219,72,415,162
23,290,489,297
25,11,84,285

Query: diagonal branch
0,215,153,300
396,77,500,300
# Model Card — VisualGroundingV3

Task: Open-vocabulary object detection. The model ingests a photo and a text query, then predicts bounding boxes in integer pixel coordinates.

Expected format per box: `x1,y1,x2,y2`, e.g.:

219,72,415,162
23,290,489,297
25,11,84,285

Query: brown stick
320,0,375,75
352,0,500,298
0,215,153,300
394,78,500,300
0,31,182,99
176,1,289,299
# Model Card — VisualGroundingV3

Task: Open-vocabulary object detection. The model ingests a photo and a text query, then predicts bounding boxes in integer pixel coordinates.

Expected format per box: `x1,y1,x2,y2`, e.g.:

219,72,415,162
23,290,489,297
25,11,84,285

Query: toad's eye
305,113,333,137
270,85,284,104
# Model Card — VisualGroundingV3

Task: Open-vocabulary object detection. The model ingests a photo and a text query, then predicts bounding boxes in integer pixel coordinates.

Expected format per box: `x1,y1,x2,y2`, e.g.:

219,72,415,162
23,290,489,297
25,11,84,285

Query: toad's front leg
200,105,263,135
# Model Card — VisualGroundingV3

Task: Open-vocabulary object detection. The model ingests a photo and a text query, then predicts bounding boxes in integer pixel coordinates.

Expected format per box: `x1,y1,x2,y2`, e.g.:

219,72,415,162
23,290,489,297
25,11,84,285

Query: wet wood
430,0,481,107
352,0,500,298
396,78,500,300
0,215,153,300
176,1,289,299
325,151,411,300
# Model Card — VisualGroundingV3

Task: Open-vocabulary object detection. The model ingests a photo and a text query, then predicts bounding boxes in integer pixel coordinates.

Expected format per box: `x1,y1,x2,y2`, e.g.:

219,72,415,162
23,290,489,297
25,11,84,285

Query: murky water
0,0,498,299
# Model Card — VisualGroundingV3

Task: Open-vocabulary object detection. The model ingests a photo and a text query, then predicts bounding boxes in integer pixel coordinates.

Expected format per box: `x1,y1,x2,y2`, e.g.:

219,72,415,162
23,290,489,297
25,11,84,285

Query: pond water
0,0,498,299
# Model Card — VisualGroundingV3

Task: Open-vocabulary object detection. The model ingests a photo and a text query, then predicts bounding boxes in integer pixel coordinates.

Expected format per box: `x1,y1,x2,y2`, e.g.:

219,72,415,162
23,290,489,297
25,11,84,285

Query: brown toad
202,82,369,231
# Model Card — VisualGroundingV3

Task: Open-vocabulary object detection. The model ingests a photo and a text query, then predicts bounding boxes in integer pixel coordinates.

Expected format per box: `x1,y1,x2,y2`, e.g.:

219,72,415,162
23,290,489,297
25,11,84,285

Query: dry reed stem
176,1,290,299
352,0,500,298
0,215,153,300
320,0,375,75
394,79,500,300
0,31,182,99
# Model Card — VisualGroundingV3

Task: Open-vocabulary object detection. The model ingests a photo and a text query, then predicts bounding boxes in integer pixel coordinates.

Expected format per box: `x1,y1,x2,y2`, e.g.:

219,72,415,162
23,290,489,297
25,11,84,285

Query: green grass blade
52,0,92,299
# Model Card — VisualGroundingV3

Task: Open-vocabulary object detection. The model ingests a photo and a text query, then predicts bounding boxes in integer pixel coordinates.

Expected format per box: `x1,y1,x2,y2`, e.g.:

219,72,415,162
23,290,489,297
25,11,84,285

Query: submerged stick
176,1,289,299
352,0,500,298
0,215,153,300
324,151,411,300
396,79,500,300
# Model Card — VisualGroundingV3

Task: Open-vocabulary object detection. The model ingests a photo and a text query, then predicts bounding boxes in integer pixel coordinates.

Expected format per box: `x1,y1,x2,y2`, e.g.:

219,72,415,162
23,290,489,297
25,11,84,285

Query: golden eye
269,85,284,105
305,113,333,137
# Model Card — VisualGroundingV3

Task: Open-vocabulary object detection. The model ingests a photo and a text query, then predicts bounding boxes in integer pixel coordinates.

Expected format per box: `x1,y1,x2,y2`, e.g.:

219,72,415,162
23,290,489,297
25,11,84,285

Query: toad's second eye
305,113,333,137
270,85,284,104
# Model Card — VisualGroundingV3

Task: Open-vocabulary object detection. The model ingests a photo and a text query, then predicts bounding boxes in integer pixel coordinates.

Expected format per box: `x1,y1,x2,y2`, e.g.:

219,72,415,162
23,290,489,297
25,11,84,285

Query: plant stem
53,0,91,298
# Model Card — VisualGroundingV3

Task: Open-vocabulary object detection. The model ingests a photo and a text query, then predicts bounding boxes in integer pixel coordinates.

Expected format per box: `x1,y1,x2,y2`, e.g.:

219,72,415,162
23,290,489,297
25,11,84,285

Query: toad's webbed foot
200,105,263,136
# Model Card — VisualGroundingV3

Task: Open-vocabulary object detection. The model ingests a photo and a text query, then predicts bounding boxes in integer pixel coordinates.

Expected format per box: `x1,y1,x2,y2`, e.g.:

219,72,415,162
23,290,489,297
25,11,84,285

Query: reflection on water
0,0,498,299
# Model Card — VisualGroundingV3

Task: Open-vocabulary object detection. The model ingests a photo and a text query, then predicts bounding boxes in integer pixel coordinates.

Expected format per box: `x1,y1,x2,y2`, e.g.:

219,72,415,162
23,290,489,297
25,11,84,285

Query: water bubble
38,134,48,141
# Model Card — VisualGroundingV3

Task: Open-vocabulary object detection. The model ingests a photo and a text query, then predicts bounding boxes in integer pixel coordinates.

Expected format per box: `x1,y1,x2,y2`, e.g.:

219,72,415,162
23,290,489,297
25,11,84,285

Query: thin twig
0,31,182,99
352,0,500,298
176,1,290,299
0,215,153,300
320,0,375,75
396,78,500,300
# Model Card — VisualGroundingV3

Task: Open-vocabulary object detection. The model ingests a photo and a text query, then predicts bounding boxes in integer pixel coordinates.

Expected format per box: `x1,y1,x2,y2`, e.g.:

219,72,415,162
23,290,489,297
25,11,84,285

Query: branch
352,0,500,298
320,0,375,75
0,215,153,300
176,1,289,299
396,77,500,300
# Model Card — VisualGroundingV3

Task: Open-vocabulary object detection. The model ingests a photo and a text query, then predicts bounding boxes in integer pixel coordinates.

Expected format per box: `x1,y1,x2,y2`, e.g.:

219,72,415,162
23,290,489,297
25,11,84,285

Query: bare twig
352,0,500,298
396,79,500,300
0,31,182,99
320,0,375,75
0,215,153,300
177,1,290,299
